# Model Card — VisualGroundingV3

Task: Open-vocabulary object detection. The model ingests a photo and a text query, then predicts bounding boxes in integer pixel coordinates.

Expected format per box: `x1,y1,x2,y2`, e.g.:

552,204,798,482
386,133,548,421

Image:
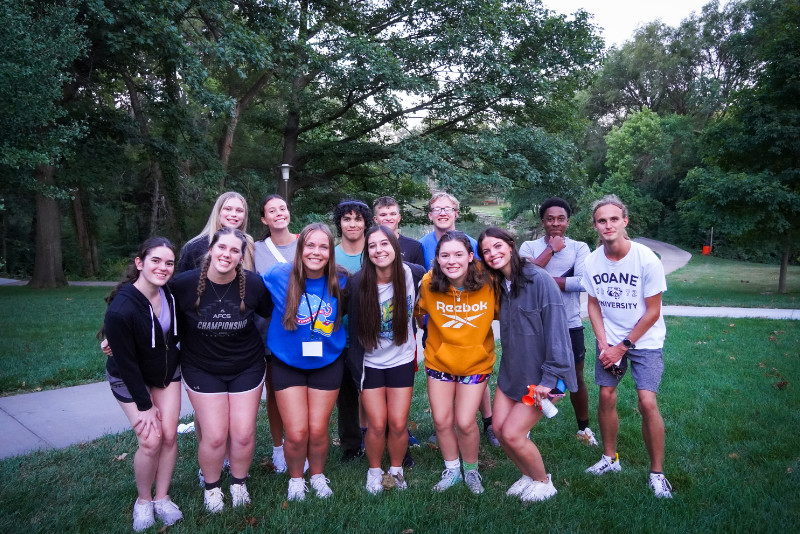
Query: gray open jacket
496,263,578,402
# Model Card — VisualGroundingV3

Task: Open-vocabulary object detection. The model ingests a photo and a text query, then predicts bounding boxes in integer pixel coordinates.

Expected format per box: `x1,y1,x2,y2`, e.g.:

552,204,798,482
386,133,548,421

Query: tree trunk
29,164,67,288
778,246,789,294
71,189,99,277
281,109,300,207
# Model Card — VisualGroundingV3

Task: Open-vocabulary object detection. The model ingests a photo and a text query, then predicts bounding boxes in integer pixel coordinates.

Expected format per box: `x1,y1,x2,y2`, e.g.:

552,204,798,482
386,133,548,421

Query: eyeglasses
430,207,455,215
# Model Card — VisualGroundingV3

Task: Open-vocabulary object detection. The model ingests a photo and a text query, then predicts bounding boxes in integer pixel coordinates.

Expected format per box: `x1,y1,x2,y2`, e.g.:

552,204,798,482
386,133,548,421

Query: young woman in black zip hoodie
102,237,183,531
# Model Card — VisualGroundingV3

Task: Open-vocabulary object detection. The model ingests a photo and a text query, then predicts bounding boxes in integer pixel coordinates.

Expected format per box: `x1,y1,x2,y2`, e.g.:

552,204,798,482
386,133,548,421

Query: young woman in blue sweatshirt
262,222,348,502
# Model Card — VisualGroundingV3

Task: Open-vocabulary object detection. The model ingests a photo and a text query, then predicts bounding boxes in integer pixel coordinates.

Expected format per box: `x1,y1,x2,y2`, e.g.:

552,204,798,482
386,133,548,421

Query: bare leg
227,384,263,479
637,389,665,472
493,389,547,481
597,386,619,457
453,381,488,464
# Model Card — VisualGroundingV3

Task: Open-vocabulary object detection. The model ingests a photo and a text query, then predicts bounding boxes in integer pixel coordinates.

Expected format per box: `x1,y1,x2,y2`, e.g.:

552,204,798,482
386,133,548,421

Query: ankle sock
204,479,221,491
444,458,460,470
482,416,492,431
463,461,478,472
389,466,403,476
231,476,247,485
577,419,589,431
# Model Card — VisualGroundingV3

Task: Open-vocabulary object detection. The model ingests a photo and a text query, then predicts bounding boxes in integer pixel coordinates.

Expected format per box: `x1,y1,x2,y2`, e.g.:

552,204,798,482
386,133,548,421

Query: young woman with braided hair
171,227,272,513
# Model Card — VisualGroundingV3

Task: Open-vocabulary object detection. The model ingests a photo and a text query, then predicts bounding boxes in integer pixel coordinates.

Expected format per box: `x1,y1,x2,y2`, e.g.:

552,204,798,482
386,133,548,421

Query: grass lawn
0,286,109,395
1,317,798,532
665,254,800,308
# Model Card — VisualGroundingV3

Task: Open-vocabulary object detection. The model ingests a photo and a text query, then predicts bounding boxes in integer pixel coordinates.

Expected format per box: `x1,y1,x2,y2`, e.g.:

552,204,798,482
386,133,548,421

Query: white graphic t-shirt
582,241,667,349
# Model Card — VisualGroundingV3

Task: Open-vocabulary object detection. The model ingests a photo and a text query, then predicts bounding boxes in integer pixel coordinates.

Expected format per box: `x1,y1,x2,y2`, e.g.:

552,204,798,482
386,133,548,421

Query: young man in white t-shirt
581,195,673,499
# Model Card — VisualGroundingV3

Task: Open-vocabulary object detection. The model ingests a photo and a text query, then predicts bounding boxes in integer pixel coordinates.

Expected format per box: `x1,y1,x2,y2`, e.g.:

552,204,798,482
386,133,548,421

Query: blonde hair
427,192,460,212
187,191,255,270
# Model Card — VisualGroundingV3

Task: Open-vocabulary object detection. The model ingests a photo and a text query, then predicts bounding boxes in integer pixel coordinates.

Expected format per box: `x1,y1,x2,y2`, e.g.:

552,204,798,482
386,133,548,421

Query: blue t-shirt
263,263,347,369
419,231,480,270
334,244,363,274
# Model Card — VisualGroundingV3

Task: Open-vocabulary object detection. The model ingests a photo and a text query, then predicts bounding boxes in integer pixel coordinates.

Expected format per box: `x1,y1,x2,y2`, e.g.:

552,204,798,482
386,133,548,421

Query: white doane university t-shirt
582,241,667,349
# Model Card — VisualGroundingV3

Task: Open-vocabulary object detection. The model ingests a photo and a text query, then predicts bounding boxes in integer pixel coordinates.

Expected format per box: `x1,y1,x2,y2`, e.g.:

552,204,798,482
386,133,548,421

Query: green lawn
0,286,109,395
665,254,800,308
1,317,798,532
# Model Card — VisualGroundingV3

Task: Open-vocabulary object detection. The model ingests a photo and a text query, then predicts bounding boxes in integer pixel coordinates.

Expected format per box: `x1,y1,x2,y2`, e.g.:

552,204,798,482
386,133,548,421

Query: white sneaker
520,474,558,502
272,448,287,473
577,427,599,446
366,470,384,495
392,472,408,490
287,478,309,501
153,496,182,526
230,483,251,507
649,473,673,498
506,475,533,497
586,453,621,475
464,469,484,495
203,487,224,513
432,467,462,492
310,473,333,498
132,499,154,532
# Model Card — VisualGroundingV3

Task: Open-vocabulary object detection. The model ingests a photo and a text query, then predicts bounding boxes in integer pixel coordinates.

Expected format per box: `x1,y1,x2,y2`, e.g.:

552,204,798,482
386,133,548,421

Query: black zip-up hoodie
105,283,180,411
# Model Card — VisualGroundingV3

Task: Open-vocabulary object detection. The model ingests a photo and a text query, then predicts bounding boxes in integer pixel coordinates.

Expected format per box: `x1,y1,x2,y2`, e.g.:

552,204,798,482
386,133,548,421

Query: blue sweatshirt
263,263,347,369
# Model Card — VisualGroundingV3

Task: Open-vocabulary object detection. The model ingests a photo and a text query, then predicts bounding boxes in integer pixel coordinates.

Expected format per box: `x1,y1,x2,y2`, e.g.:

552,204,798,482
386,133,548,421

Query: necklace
209,278,234,303
452,287,463,303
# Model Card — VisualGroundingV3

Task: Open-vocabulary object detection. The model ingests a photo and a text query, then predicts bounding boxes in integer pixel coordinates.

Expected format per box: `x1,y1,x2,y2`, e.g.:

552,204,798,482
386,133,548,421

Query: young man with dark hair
519,197,596,446
333,199,373,462
582,194,672,499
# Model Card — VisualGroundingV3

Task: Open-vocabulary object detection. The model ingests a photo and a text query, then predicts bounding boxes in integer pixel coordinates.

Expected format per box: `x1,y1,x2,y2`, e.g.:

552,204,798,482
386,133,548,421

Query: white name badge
302,341,323,357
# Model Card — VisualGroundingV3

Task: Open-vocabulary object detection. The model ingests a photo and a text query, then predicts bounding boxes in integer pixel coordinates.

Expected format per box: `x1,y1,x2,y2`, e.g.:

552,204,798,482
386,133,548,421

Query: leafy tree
680,0,800,293
0,0,85,287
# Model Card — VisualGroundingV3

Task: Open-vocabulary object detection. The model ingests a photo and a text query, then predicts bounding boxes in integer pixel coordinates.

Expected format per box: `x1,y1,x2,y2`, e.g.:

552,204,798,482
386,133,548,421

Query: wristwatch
622,338,636,349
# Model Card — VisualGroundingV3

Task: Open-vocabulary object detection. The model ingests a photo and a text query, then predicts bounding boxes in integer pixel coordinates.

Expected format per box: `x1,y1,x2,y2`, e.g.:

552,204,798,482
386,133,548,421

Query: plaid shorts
425,366,490,384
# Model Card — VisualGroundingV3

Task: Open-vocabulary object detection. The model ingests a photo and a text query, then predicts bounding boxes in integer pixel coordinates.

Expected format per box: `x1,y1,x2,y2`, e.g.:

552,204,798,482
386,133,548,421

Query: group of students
101,190,672,532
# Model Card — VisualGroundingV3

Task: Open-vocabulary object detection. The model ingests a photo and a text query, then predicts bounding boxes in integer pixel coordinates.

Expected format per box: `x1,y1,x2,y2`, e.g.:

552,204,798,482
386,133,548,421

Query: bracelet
547,243,555,253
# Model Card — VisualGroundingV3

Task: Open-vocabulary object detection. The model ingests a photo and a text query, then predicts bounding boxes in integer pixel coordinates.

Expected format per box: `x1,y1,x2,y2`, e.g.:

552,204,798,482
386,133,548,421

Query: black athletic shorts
181,358,266,394
271,355,344,391
570,326,586,364
107,366,181,403
362,360,415,390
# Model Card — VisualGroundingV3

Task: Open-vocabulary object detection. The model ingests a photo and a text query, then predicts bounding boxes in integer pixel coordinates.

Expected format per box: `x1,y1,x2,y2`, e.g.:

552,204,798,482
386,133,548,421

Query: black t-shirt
171,269,272,374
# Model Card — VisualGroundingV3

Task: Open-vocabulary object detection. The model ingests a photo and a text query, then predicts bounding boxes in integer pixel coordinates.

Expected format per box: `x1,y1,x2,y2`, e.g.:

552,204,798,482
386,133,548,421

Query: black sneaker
402,451,415,468
341,448,365,463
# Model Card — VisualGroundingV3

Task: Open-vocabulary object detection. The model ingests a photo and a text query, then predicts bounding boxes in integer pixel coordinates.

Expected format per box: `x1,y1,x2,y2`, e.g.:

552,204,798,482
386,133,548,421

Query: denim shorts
594,346,664,393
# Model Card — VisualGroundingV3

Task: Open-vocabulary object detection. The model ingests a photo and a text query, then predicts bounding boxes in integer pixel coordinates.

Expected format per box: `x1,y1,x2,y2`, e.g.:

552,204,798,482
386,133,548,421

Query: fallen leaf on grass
788,467,793,474
729,324,735,327
426,443,439,451
382,473,396,490
759,362,766,368
260,457,276,473
401,529,414,534
774,380,789,390
729,453,740,459
158,526,168,533
114,453,128,461
730,356,736,360
409,421,418,431
282,501,288,510
493,481,500,487
773,330,785,335
243,517,257,527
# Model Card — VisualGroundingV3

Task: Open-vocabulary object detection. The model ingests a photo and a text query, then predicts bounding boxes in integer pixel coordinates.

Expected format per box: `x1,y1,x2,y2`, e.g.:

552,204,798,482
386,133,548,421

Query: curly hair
333,199,373,238
538,197,572,220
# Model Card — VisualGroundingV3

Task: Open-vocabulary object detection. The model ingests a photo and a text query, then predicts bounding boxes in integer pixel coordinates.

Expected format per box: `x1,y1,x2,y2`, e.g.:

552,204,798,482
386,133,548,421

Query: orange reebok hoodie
415,271,498,376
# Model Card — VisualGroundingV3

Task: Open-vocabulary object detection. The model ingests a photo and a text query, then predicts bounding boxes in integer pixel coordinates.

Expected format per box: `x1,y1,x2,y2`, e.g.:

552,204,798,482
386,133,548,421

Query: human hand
598,345,626,369
133,406,162,439
548,235,566,253
100,338,112,357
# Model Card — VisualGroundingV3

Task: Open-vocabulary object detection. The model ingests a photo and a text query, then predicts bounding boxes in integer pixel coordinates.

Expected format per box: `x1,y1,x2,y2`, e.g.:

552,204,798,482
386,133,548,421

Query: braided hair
194,227,248,313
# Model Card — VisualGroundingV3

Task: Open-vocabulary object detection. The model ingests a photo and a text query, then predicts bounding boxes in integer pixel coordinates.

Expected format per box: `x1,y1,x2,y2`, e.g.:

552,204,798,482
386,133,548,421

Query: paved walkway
1,239,797,460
